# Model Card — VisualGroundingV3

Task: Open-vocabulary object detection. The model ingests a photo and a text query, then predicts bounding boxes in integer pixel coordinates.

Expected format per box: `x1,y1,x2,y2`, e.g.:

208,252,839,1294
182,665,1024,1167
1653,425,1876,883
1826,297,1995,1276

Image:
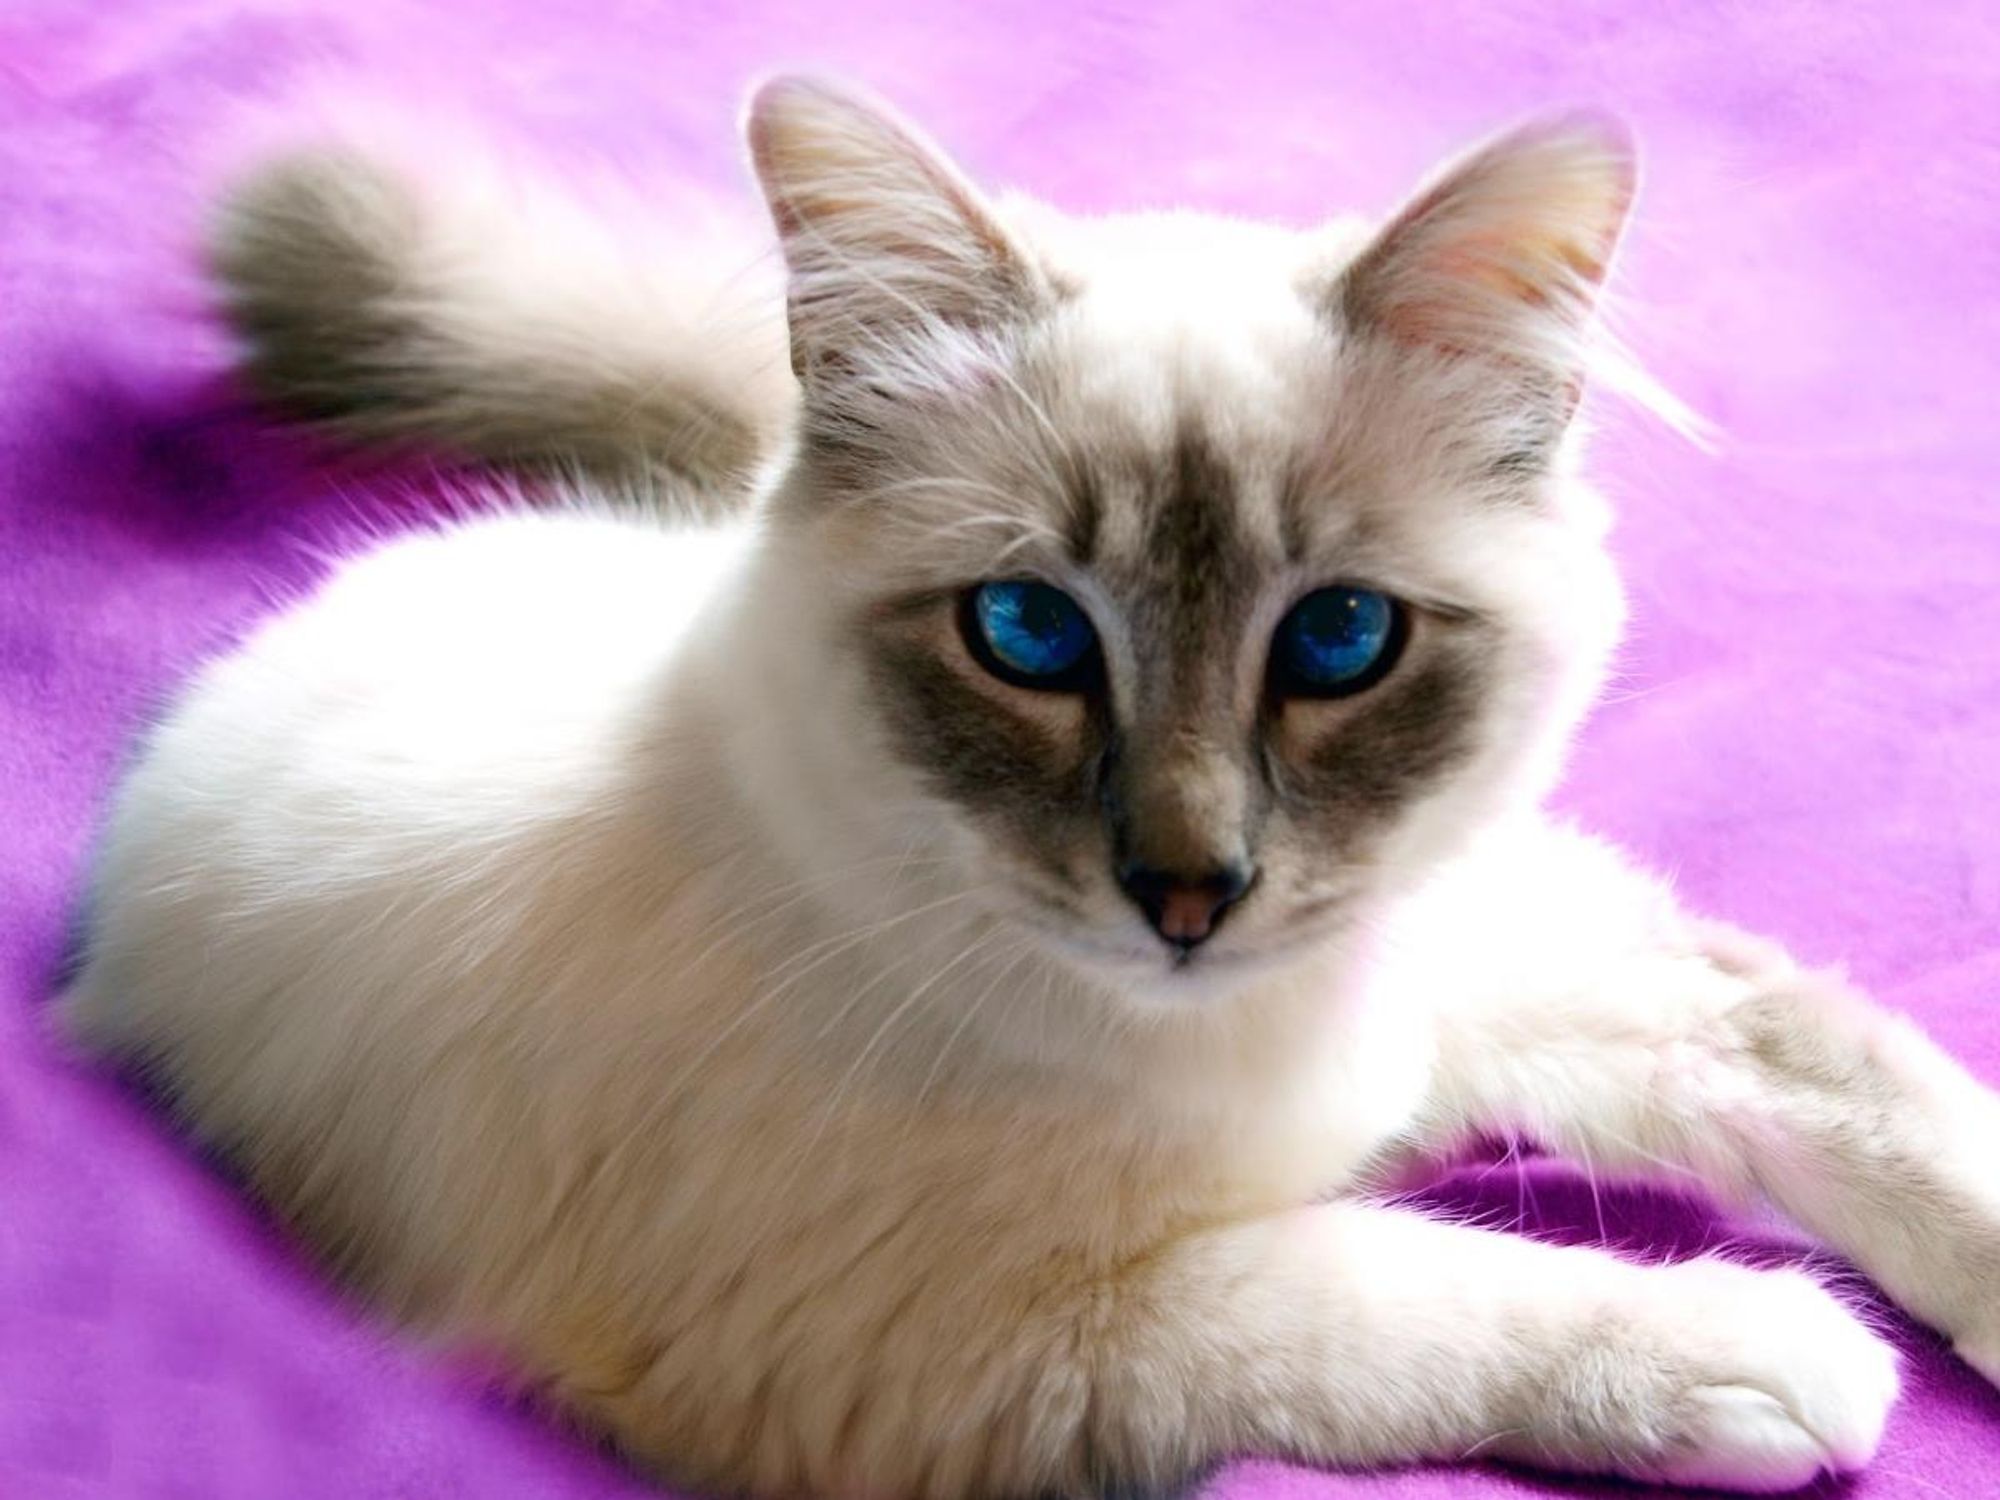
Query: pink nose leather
1156,885,1227,946
1116,862,1256,951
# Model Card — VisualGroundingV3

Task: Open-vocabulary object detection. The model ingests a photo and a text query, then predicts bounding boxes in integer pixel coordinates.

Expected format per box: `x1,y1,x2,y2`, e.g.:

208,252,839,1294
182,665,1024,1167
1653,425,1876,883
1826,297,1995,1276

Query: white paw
1639,1263,1896,1491
1516,1260,1899,1493
1646,1380,1879,1492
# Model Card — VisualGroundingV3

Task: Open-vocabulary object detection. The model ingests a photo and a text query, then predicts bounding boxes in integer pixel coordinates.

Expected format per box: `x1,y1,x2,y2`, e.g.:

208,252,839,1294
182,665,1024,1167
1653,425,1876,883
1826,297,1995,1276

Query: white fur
60,78,2000,1497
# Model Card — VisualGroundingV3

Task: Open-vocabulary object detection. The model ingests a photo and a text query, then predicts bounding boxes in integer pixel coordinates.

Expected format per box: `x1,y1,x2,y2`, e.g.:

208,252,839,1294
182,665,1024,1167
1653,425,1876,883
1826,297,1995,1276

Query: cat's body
60,79,2000,1496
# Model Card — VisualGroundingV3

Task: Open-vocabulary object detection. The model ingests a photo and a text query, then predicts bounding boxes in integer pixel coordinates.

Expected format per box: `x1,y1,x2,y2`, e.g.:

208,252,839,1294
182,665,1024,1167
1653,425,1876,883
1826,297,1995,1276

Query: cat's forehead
827,207,1500,604
1008,220,1368,583
1004,201,1371,319
1022,207,1355,424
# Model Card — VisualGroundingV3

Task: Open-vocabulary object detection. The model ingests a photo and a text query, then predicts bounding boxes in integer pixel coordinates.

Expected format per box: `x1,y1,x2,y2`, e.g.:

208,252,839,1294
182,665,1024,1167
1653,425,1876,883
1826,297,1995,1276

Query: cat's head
735,78,1631,1003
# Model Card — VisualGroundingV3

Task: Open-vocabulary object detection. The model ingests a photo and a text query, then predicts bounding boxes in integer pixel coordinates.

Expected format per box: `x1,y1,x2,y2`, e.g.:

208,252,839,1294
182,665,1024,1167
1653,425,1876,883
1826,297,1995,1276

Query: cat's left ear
1335,113,1636,438
745,76,1051,387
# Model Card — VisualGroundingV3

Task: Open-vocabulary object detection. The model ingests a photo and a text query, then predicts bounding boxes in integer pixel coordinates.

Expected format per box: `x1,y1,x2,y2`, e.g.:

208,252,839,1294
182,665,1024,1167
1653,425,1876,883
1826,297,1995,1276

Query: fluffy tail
208,141,797,506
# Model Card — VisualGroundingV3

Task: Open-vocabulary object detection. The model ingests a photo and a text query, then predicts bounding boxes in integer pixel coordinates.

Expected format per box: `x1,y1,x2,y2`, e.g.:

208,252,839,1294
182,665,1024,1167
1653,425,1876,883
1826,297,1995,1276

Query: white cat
61,76,2000,1497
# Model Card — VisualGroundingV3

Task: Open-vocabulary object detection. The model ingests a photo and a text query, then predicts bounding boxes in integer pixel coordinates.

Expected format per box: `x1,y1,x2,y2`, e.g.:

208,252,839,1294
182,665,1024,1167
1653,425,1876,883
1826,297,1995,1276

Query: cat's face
745,80,1631,1001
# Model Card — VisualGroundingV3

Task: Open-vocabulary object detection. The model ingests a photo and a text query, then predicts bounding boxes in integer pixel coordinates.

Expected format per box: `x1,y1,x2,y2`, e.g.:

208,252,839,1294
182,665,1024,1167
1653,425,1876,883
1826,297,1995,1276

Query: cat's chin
1038,925,1334,1010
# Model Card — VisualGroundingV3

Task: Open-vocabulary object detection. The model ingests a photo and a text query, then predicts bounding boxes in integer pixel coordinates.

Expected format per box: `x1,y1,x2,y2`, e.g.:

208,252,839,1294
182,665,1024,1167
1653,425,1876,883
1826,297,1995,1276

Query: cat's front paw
1641,1373,1891,1492
1508,1259,1897,1493
1629,1262,1897,1492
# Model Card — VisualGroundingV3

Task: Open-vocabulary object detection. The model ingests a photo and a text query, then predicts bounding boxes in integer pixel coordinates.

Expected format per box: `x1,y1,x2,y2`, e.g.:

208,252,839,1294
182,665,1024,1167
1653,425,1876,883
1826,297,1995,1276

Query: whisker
676,846,953,979
910,938,1039,1111
812,924,1014,1144
649,885,987,1109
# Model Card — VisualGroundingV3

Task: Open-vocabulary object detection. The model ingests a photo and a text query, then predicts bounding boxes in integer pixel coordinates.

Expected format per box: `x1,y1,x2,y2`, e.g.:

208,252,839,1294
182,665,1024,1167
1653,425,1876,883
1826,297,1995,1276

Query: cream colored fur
59,77,2000,1497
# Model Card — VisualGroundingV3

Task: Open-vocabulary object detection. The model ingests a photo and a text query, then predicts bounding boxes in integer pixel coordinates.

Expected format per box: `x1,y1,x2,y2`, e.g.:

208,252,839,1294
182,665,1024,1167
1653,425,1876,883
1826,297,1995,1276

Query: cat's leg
1076,1202,1893,1494
1401,820,2000,1384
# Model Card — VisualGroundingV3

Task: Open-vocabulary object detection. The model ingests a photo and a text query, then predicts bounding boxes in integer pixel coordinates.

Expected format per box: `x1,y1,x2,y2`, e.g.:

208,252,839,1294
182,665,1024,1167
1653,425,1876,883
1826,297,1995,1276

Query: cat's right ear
745,76,1051,386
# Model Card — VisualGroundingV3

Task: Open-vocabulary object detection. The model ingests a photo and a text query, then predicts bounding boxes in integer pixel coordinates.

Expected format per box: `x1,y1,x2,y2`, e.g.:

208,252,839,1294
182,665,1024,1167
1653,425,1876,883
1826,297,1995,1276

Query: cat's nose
1115,861,1255,952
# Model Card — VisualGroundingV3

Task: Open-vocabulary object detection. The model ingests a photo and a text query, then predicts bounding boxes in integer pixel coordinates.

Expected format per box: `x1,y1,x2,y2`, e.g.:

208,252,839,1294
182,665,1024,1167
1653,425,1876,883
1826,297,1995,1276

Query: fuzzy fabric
4,1,1999,1495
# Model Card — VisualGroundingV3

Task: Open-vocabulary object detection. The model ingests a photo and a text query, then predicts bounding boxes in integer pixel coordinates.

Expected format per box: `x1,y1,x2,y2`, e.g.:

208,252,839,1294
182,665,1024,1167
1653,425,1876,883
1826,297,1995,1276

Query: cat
59,75,2000,1497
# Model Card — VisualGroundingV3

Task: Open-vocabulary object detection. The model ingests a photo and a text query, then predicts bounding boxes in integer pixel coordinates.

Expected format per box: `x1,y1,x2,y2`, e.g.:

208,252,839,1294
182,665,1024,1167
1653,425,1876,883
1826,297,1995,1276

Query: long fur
210,142,795,505
60,77,2000,1499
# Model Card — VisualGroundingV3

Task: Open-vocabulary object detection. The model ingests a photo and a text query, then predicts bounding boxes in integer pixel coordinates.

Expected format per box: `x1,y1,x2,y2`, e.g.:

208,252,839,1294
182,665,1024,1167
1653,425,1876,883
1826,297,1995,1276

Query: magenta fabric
5,2,1999,1496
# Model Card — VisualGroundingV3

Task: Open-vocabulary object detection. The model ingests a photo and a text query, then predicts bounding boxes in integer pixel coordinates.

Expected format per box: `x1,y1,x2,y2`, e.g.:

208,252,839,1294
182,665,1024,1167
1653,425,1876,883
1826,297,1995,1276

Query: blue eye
964,580,1099,689
1272,586,1405,697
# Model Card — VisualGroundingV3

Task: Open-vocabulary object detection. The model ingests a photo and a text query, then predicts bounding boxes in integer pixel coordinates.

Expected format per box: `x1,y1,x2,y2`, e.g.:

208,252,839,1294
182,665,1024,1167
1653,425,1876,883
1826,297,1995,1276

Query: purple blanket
5,2,1998,1495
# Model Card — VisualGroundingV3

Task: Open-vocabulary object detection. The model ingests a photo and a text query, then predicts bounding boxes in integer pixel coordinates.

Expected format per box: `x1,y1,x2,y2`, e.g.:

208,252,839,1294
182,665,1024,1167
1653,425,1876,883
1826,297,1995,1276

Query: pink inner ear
1369,210,1622,339
1346,120,1634,361
1418,227,1610,320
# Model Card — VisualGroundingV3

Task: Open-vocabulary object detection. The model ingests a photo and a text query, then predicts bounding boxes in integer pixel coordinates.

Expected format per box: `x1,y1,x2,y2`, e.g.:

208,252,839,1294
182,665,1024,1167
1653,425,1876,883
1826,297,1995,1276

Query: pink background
4,1,1998,1495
